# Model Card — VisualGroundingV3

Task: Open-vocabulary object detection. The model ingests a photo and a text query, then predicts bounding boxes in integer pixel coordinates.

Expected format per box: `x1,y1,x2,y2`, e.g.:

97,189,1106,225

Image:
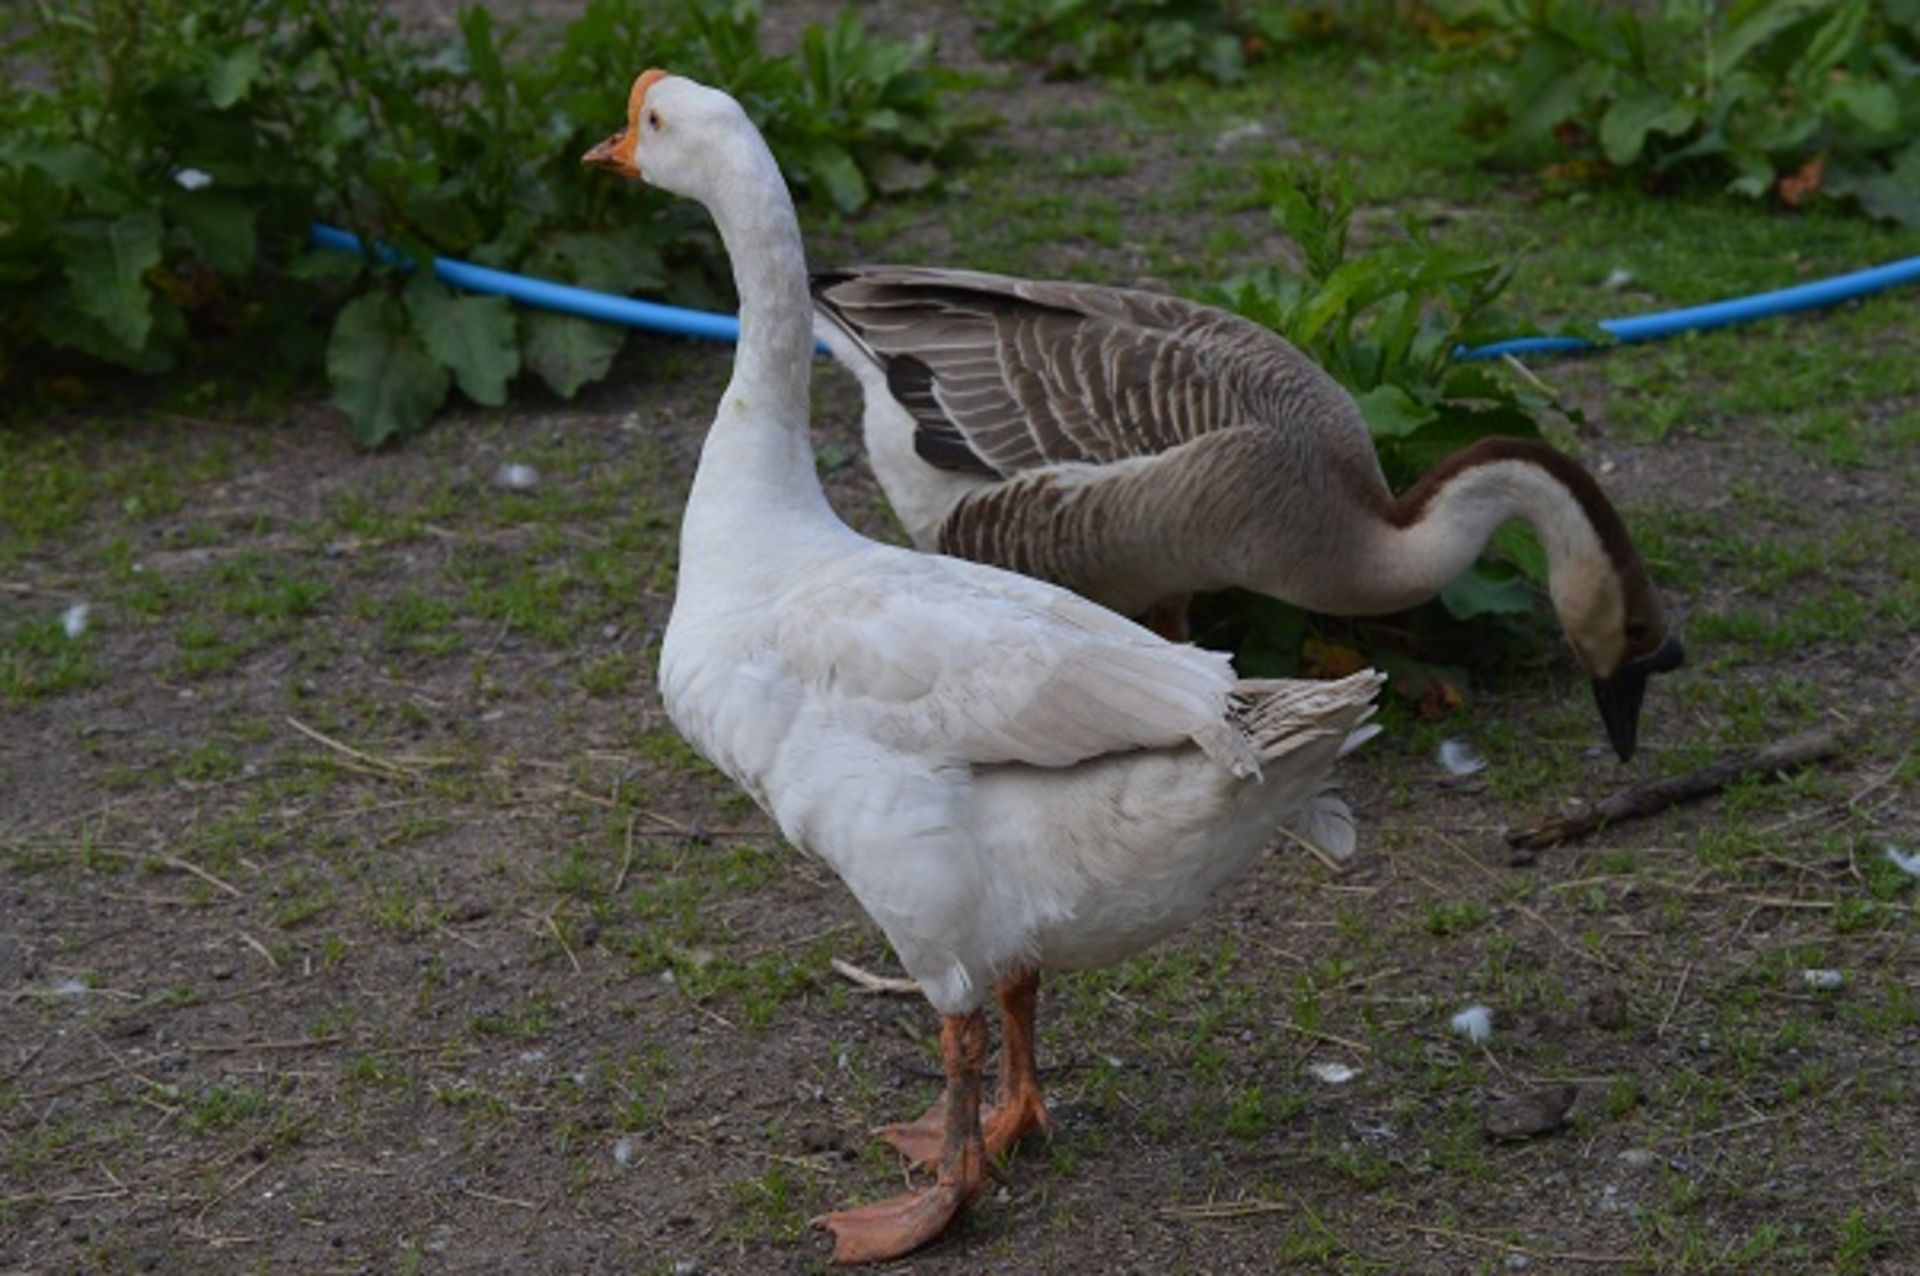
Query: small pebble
1801,968,1844,991
1213,120,1268,152
61,603,91,639
1617,1147,1655,1169
492,462,539,492
56,977,89,997
1308,1061,1358,1085
673,1261,701,1276
1437,739,1487,777
1451,1004,1494,1043
613,1136,635,1167
1483,1084,1577,1141
1506,1254,1533,1271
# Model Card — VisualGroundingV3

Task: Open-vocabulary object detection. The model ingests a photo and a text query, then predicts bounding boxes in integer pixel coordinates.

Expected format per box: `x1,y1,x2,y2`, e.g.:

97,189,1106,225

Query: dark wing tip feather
889,355,1000,476
808,269,857,301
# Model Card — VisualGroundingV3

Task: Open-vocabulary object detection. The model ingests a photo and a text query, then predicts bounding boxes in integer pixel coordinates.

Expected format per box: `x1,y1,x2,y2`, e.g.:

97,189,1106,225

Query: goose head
582,69,749,202
1550,531,1683,764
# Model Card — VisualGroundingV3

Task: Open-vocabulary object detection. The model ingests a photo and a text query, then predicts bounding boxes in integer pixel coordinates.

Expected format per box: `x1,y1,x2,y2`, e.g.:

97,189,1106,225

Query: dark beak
1591,634,1685,762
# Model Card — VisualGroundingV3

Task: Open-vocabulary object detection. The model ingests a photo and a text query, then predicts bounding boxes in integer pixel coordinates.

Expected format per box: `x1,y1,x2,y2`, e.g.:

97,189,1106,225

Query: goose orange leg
816,1009,990,1264
878,969,1051,1168
983,968,1052,1156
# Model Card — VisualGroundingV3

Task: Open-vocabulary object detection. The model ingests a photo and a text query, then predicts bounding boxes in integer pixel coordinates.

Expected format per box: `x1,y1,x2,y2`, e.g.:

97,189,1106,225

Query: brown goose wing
812,265,1324,478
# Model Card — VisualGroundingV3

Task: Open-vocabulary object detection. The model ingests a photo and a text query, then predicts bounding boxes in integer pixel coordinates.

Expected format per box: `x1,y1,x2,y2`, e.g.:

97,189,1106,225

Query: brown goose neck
1385,436,1640,575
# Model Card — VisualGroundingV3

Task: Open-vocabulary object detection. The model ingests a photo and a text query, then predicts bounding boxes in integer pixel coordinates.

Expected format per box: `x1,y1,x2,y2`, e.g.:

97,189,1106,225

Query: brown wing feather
811,265,1356,478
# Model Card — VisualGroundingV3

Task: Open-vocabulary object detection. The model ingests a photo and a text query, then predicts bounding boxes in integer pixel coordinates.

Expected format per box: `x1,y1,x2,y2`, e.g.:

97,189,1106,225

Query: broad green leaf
1355,384,1437,439
1440,563,1536,620
1827,80,1900,134
1292,257,1379,345
327,292,450,447
166,192,256,277
207,45,263,109
807,142,868,213
1726,147,1775,197
58,212,163,353
1828,142,1920,227
1792,0,1868,80
1598,86,1697,165
36,295,179,373
523,311,624,399
1715,0,1826,75
530,230,665,294
403,276,518,407
1490,522,1549,586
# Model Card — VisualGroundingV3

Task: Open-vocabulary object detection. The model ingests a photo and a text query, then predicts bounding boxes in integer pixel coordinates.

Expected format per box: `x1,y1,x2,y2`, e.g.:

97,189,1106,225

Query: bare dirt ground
3,4,1916,1274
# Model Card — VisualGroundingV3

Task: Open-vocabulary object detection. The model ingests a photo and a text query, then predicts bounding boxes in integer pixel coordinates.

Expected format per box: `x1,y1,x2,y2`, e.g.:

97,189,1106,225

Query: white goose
586,72,1382,1264
812,266,1685,761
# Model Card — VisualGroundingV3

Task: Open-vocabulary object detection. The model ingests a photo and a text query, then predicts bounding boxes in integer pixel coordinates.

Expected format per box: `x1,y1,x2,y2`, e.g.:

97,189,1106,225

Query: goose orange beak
583,130,639,180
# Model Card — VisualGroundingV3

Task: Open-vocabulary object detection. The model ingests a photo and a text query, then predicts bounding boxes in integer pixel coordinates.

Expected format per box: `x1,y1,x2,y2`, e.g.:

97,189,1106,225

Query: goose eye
646,109,662,130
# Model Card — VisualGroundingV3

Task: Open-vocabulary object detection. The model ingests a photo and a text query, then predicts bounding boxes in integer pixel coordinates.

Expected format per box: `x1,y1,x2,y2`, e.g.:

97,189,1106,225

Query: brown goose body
812,265,1684,760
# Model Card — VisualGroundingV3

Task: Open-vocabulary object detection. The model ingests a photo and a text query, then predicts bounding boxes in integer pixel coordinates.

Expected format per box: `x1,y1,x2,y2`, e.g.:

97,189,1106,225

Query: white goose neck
677,123,839,554
706,135,812,418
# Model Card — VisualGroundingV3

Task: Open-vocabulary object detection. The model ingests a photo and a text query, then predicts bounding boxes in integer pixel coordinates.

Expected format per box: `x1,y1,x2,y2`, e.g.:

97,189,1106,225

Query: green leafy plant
1199,162,1570,677
976,0,1276,83
0,0,972,446
1471,0,1920,225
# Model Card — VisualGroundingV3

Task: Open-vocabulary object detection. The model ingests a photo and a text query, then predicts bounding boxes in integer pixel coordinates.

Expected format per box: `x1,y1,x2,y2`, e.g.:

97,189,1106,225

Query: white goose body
597,71,1378,1261
663,538,1373,1005
813,266,1685,759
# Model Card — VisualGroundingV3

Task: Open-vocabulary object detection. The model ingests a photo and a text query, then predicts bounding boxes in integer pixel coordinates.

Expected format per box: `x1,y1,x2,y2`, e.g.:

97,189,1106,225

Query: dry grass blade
830,957,920,995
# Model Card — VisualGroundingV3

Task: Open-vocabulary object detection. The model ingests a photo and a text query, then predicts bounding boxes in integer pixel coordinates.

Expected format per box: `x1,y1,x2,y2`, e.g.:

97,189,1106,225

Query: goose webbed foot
874,1095,948,1167
817,1009,989,1264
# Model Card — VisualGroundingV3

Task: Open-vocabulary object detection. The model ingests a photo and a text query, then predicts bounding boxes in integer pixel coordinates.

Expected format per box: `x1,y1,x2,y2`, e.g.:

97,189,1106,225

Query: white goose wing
774,548,1258,774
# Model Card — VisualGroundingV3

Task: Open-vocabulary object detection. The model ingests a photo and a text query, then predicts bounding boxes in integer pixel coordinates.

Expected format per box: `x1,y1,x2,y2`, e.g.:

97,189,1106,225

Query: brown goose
812,264,1684,761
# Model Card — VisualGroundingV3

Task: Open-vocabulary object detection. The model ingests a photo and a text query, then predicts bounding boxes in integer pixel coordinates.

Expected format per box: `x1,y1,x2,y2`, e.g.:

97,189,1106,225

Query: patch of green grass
726,1164,815,1243
1,614,105,702
577,653,637,697
174,740,243,782
470,996,554,1040
453,547,584,647
221,571,329,624
376,590,461,654
185,1083,265,1134
171,613,260,679
1830,1205,1895,1272
1421,899,1488,938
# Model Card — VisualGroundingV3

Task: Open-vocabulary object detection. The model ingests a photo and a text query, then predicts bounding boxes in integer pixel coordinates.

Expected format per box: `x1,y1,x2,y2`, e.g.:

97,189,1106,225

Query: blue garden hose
1459,254,1920,360
309,223,742,343
309,222,1920,359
